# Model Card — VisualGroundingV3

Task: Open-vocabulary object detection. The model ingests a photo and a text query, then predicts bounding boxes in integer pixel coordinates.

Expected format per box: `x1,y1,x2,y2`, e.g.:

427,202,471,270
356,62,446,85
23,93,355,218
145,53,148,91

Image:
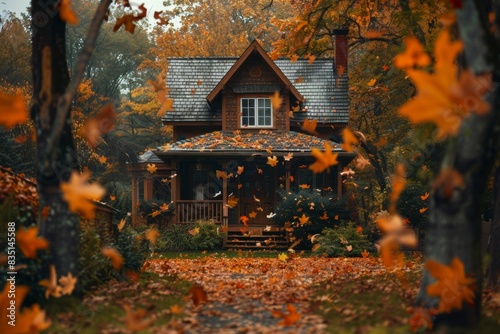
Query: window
241,98,272,127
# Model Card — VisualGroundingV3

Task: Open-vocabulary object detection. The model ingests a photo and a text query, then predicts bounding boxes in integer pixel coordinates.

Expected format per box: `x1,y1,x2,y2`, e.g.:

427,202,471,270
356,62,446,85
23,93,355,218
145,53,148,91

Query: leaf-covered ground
47,253,500,333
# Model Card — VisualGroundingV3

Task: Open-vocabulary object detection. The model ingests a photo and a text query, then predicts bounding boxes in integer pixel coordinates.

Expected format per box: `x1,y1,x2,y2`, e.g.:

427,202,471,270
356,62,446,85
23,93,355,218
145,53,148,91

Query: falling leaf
216,170,229,179
368,78,377,87
122,304,153,331
301,118,318,135
151,210,160,218
295,77,303,83
271,304,301,326
420,207,428,213
298,214,309,225
426,257,475,313
356,226,363,233
284,152,293,161
145,228,160,245
248,211,257,219
0,92,28,128
240,215,249,224
227,195,239,208
58,273,77,295
190,285,208,306
421,192,430,200
278,253,289,262
16,227,49,259
188,227,200,236
346,245,353,252
79,103,116,147
271,91,282,110
153,11,169,25
290,54,299,63
309,143,339,173
15,303,52,333
341,128,359,152
355,154,371,170
394,36,431,69
289,176,294,182
160,203,169,211
38,265,62,298
60,171,105,219
256,167,263,174
267,156,278,167
147,164,157,174
109,194,115,201
118,218,126,231
432,168,465,199
299,184,310,189
59,0,79,25
101,247,124,270
41,206,50,220
113,4,147,34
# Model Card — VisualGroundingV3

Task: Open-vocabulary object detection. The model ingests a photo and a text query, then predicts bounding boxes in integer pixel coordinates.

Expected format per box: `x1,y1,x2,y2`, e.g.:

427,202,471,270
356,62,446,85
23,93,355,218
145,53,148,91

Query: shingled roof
155,130,355,158
162,57,348,124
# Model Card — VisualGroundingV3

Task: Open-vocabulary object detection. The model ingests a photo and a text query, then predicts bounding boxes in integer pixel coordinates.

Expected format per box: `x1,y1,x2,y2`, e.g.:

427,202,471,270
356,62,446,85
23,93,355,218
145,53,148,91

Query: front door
238,163,275,225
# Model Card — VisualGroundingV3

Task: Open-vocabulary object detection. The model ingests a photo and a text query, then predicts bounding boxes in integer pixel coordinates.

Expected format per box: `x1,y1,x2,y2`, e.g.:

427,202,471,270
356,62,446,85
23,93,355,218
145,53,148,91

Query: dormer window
240,98,273,128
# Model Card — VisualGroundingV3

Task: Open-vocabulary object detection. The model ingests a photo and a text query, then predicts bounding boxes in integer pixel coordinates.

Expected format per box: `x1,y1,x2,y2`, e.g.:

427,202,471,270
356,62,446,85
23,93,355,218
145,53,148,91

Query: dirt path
145,255,387,333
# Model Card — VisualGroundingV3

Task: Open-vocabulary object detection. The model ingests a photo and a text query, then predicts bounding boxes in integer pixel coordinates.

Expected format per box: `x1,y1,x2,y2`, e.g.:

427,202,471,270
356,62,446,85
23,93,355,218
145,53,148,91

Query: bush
273,189,350,249
157,220,224,252
115,226,149,272
314,222,375,257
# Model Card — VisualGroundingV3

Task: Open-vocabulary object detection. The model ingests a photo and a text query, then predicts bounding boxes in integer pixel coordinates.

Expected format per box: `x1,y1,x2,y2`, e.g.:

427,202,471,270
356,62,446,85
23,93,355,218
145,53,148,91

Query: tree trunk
31,0,80,277
487,165,500,289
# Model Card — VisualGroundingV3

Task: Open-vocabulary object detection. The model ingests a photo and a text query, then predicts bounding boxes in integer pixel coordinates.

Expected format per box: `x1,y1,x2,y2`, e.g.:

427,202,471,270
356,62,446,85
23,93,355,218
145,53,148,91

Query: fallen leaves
189,285,208,306
16,227,49,259
60,171,105,219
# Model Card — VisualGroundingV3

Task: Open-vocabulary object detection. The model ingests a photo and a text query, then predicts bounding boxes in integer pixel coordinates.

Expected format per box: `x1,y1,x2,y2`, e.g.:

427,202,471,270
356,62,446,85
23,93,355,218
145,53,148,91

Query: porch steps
225,230,289,250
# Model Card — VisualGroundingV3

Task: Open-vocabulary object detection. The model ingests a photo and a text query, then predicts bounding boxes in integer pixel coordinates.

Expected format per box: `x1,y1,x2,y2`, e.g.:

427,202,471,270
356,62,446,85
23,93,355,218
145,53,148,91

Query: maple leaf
394,36,431,69
278,253,289,262
118,218,126,231
16,227,49,259
271,91,282,110
79,103,116,147
188,227,200,236
0,92,27,129
290,54,299,62
101,247,124,270
361,249,369,258
284,152,293,161
61,171,105,219
421,192,430,200
160,203,169,211
298,214,309,225
299,184,310,189
267,156,278,167
145,228,160,245
150,210,160,218
426,257,475,313
227,195,239,208
341,128,359,152
309,143,339,173
355,154,371,170
146,163,157,174
367,78,377,87
301,118,318,135
190,285,208,306
39,265,62,299
271,304,301,326
59,273,77,295
248,211,257,219
153,11,169,25
240,215,249,224
59,0,79,25
113,4,147,34
122,304,153,331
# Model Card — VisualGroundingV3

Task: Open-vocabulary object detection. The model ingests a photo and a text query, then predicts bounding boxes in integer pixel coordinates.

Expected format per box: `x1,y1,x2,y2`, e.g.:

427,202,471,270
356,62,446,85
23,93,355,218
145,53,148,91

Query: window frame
239,97,274,128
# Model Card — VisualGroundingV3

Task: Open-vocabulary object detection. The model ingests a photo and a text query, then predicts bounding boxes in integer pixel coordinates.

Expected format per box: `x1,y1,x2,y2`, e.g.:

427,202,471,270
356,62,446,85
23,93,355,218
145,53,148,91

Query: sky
2,0,170,21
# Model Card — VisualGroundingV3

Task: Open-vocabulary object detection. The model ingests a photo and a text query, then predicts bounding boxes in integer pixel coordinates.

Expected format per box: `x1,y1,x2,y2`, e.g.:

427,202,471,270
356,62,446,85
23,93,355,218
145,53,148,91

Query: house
127,30,355,244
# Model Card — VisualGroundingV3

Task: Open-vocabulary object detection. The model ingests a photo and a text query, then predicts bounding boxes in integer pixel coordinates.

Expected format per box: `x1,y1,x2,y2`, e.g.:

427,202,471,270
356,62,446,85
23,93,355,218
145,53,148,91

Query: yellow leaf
16,227,49,259
284,152,293,161
160,203,169,211
301,118,318,135
58,273,77,295
118,218,126,231
145,228,160,245
59,0,79,25
394,36,431,69
188,227,200,236
341,128,359,152
39,265,62,299
271,91,282,110
0,92,27,129
147,164,157,173
248,211,257,219
367,78,377,87
227,195,239,208
309,143,339,173
278,253,289,262
61,171,105,219
101,247,124,270
151,210,161,218
267,156,278,167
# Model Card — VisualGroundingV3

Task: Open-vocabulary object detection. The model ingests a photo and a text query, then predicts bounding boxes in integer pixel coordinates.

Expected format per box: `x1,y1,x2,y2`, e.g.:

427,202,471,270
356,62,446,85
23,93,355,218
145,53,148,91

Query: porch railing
174,200,224,224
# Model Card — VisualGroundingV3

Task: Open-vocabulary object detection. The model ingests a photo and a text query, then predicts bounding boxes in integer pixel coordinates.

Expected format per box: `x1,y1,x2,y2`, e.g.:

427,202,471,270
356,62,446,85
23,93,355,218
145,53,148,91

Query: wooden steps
225,229,288,250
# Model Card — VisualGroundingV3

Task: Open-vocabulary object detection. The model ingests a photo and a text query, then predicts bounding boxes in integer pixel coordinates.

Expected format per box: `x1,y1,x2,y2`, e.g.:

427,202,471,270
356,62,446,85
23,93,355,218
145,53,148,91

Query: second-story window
241,98,272,127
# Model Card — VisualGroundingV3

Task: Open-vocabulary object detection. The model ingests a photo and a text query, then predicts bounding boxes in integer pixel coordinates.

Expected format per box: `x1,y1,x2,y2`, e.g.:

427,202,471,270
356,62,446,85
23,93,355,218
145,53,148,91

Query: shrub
157,220,224,252
115,226,149,272
314,222,375,257
191,219,223,251
273,189,350,249
138,200,175,226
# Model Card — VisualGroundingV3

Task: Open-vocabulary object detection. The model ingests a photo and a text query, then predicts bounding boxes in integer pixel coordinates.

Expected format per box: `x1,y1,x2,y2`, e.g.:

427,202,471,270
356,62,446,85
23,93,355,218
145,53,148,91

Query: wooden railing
174,200,224,224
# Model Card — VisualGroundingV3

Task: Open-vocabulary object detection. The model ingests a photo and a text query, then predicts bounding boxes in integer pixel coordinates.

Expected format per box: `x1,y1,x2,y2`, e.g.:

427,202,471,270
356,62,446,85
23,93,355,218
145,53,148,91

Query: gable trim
206,40,304,103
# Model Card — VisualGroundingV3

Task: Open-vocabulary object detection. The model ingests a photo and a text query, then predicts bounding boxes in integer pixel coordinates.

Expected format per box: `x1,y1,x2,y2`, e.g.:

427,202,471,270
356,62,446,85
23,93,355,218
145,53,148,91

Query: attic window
249,66,262,78
241,98,272,128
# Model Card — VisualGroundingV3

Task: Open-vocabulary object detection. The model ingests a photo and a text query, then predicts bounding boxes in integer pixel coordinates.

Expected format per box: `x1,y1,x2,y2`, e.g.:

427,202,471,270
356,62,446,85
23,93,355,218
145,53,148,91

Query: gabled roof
162,54,348,124
206,40,303,103
155,130,355,159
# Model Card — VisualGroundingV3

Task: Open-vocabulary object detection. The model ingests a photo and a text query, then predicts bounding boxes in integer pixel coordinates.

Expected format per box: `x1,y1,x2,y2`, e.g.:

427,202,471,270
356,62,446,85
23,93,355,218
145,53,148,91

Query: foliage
273,189,350,249
157,220,224,252
115,226,149,272
315,222,375,257
138,200,176,225
190,219,224,251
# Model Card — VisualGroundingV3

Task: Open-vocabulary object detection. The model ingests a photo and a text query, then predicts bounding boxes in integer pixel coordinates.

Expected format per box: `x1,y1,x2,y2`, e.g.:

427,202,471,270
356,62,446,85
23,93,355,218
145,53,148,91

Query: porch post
170,161,179,223
131,175,138,226
337,161,343,198
285,161,291,192
222,161,228,221
144,176,153,201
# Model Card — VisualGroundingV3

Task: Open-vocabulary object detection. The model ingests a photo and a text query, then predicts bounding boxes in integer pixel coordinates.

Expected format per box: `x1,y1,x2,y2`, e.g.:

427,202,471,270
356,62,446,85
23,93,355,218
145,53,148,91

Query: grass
157,249,314,259
42,271,191,333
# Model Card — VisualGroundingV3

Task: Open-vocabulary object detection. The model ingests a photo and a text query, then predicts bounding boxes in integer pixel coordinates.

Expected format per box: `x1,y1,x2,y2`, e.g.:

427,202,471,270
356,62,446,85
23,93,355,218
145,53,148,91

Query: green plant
115,226,149,272
273,189,350,249
157,223,196,252
138,200,175,225
314,222,375,257
191,219,223,251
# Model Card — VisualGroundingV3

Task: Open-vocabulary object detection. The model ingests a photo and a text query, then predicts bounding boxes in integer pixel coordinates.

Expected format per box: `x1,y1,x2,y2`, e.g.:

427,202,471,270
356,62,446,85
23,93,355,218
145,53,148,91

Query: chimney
333,29,349,74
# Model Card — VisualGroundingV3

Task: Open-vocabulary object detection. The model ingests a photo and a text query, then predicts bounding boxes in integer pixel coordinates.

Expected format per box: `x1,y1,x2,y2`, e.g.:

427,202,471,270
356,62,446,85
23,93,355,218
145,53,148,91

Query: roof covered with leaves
162,58,348,124
158,130,347,155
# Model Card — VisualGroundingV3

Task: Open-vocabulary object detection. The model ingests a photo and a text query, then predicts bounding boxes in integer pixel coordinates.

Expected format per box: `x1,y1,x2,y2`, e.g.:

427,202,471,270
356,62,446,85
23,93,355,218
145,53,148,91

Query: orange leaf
394,36,431,69
299,184,310,189
59,0,79,25
190,285,208,306
272,304,301,326
118,218,126,231
113,4,147,34
301,118,318,135
419,207,428,213
227,195,238,208
298,214,309,225
216,170,229,179
61,171,105,219
147,164,157,173
240,215,249,224
389,163,406,213
145,228,160,245
122,304,153,331
309,143,338,173
248,211,257,219
421,192,430,200
0,92,27,129
170,304,183,315
341,128,359,152
79,103,116,147
41,205,50,220
271,91,282,110
58,272,77,295
101,247,124,270
284,152,293,161
267,156,278,167
16,227,49,259
361,249,369,258
153,11,169,25
367,78,377,87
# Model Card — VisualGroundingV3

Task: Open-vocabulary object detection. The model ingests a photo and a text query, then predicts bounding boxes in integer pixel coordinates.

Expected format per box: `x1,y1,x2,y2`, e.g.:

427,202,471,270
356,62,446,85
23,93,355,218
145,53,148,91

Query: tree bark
487,165,500,289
